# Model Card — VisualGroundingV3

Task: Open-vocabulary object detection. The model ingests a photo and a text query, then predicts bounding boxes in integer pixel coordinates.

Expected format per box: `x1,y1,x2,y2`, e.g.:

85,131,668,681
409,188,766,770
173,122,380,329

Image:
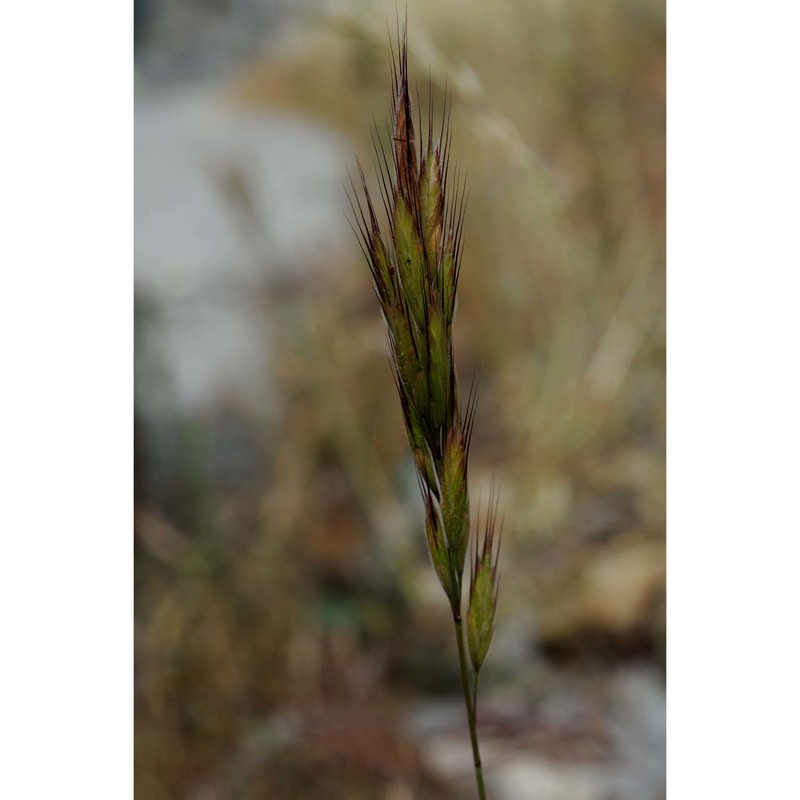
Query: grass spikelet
468,485,502,674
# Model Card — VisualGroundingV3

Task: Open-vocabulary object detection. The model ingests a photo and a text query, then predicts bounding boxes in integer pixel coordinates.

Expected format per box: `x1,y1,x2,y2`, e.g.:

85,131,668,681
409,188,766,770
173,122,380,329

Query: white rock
135,86,350,423
492,760,614,800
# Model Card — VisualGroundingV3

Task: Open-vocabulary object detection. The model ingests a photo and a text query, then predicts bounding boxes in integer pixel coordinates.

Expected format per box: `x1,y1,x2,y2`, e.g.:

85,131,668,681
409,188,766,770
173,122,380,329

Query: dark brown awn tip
391,33,418,206
462,371,480,459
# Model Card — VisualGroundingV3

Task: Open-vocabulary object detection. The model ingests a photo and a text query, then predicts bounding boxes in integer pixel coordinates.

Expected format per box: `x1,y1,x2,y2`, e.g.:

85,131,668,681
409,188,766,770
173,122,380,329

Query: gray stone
135,86,350,482
406,665,665,800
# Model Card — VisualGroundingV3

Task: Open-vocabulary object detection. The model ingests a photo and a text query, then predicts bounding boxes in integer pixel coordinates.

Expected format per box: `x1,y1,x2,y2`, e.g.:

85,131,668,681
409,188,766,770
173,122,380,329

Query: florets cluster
349,31,499,669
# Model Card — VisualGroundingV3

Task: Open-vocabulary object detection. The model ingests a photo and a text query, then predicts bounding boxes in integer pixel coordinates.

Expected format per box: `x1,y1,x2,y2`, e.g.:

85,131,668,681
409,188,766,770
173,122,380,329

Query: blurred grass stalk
349,23,500,799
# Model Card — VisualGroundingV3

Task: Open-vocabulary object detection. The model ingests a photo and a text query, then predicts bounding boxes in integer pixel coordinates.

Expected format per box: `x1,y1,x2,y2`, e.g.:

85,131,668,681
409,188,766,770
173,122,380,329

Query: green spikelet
440,427,469,575
419,141,443,265
424,487,458,607
402,400,438,497
467,490,502,673
426,308,449,430
393,196,426,328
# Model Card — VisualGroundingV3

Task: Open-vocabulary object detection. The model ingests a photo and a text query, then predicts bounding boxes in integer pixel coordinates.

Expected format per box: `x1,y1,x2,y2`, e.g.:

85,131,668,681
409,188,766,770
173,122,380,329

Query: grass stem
454,614,487,800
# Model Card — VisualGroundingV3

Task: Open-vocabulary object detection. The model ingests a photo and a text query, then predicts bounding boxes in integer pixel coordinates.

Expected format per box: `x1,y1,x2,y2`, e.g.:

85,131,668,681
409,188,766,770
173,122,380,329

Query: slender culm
349,21,500,800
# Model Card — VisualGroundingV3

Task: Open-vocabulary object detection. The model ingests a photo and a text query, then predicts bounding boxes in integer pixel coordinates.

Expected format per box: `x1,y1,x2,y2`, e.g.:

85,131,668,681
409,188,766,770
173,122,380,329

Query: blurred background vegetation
135,1,665,797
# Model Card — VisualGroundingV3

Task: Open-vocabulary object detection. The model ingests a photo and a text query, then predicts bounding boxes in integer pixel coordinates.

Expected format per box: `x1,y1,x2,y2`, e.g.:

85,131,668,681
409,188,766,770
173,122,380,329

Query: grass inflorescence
348,20,501,799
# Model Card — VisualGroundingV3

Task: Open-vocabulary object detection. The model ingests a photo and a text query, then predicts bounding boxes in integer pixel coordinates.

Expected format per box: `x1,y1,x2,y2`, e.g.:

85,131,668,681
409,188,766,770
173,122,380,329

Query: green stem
453,614,487,800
